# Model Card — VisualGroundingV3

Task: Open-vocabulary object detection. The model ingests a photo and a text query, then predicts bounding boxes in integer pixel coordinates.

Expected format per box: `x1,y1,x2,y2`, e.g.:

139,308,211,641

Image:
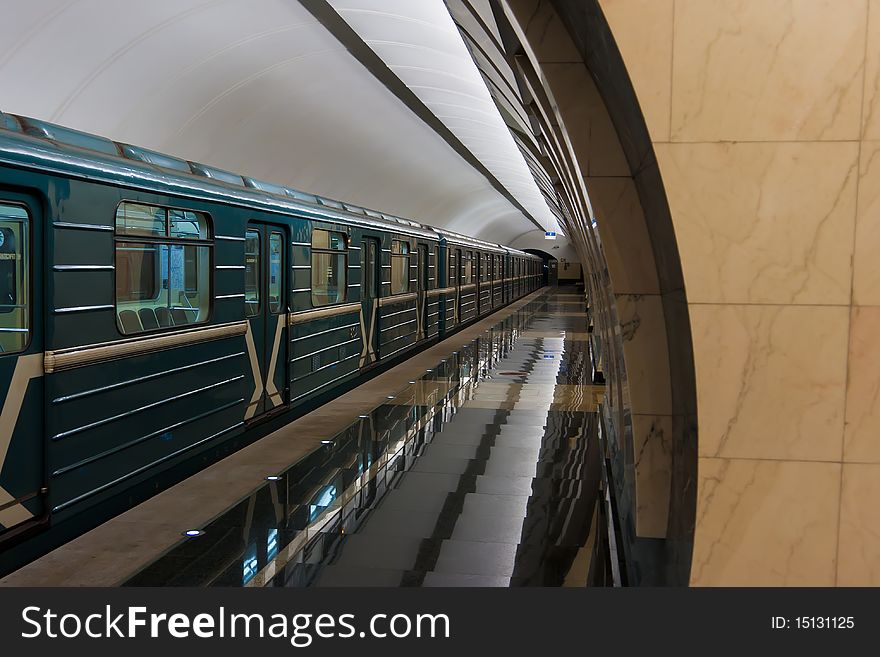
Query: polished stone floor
123,290,605,587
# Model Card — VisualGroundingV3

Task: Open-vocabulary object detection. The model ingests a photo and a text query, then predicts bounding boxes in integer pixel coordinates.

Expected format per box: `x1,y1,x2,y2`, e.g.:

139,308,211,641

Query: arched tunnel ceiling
0,0,565,246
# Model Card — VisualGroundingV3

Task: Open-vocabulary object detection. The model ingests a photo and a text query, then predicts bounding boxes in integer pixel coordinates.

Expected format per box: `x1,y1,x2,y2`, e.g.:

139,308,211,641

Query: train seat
138,307,160,330
155,307,174,327
171,308,196,325
118,309,143,334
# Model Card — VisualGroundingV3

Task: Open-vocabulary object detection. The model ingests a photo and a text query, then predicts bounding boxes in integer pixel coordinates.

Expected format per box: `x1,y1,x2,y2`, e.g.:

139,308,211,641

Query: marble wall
597,0,879,585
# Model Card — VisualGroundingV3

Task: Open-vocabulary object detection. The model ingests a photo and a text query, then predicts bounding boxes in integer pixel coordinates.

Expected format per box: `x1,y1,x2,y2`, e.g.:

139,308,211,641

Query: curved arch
498,0,697,584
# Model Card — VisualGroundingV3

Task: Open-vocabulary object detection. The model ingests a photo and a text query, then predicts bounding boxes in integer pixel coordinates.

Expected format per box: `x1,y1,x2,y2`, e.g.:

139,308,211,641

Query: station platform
1,288,603,587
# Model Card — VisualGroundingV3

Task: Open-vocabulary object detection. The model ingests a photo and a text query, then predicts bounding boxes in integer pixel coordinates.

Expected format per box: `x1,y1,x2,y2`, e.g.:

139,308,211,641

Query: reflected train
0,112,542,573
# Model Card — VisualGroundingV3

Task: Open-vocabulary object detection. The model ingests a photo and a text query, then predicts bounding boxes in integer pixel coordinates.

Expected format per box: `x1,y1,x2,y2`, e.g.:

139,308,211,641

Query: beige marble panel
853,141,880,305
671,0,867,142
616,294,672,416
691,304,848,461
838,463,880,585
598,0,673,141
844,306,880,462
632,414,671,538
587,176,660,294
656,141,857,305
692,458,840,586
542,63,630,177
863,0,880,138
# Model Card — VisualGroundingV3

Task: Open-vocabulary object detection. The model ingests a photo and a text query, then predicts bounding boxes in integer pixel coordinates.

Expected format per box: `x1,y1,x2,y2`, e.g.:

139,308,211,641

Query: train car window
115,202,165,238
245,230,260,316
0,203,29,353
269,232,284,314
311,228,347,306
116,243,158,301
169,209,209,240
433,246,439,288
464,251,473,284
391,240,409,294
114,201,212,334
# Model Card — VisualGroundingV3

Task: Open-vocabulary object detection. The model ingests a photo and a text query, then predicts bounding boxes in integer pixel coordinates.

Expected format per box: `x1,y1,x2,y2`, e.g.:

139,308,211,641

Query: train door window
391,240,409,294
433,246,439,288
115,202,212,335
115,201,164,237
245,230,260,317
363,239,378,299
0,203,29,354
417,245,428,292
268,232,284,314
311,228,347,306
464,251,473,284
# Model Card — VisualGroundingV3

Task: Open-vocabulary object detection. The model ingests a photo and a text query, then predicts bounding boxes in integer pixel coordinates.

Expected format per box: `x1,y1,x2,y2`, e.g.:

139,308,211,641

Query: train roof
0,111,442,241
503,246,540,259
432,227,506,254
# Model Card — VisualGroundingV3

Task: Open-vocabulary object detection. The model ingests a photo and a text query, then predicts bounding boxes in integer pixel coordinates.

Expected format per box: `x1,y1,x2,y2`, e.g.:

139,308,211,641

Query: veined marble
862,0,880,138
632,414,672,538
853,141,880,305
691,304,848,461
844,306,880,462
838,463,880,585
693,458,840,586
598,0,673,141
656,141,858,305
670,0,867,142
616,294,672,416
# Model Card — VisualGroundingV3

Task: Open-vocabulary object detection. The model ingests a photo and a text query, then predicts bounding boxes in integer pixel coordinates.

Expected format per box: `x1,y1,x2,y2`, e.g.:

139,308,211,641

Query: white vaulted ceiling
0,0,563,246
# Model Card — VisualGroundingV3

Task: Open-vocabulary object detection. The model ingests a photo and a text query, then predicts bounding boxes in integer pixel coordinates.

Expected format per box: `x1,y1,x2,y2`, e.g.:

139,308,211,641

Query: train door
360,237,380,366
474,251,481,315
416,244,428,340
0,195,45,539
455,248,463,317
244,222,288,420
492,254,498,307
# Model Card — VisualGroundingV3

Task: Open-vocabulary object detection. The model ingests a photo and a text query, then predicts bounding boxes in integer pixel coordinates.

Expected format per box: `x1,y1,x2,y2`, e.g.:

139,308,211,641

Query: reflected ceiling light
321,440,332,445
266,475,282,481
183,530,204,538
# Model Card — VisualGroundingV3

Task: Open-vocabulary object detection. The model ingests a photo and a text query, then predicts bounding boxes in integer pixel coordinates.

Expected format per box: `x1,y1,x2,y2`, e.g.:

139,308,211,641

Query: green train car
0,112,543,574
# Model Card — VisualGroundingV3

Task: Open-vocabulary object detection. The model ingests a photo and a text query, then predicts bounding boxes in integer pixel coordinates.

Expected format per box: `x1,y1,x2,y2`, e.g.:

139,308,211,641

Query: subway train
0,111,543,573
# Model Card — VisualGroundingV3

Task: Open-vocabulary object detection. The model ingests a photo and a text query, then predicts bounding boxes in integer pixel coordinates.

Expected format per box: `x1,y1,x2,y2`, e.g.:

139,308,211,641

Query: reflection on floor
124,290,606,587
